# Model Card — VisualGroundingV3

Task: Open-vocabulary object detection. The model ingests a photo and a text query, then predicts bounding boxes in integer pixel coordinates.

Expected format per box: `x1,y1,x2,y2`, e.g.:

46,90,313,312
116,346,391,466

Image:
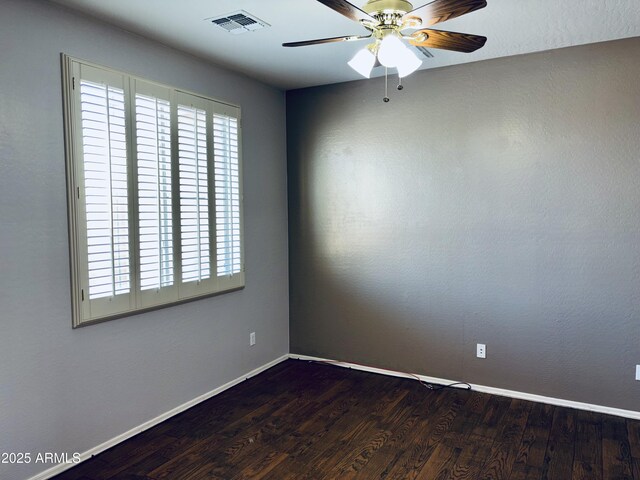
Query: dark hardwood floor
54,359,640,480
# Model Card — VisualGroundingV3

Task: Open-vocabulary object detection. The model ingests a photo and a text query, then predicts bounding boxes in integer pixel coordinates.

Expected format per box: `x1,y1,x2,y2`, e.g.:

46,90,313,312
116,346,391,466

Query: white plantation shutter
134,86,174,295
80,79,130,300
213,113,242,277
177,99,211,290
64,56,244,326
67,62,135,324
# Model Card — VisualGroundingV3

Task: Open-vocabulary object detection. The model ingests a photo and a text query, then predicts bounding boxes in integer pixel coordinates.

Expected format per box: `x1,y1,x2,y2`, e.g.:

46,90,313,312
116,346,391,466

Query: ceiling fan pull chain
383,67,390,103
397,75,403,91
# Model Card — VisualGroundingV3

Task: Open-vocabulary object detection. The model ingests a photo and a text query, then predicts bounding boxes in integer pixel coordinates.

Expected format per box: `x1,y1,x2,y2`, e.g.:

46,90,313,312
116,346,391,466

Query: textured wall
0,0,288,478
288,37,640,412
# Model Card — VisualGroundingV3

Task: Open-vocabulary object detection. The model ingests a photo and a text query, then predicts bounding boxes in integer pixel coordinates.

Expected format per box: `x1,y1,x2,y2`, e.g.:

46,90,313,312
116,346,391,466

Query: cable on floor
304,358,472,392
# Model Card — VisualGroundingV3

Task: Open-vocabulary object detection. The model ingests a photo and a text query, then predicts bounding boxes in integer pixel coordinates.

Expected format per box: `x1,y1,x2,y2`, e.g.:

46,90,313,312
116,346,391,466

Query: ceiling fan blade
409,29,486,52
283,34,371,47
316,0,376,23
403,0,487,27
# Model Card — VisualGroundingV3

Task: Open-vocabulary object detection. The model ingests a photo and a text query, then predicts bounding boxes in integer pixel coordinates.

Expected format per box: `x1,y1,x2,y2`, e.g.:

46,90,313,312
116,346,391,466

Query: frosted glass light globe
348,48,376,78
396,48,422,78
377,35,406,68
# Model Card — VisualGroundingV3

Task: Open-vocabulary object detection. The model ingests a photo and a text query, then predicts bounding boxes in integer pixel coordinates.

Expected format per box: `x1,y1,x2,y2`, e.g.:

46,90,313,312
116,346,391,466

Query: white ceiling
49,0,640,90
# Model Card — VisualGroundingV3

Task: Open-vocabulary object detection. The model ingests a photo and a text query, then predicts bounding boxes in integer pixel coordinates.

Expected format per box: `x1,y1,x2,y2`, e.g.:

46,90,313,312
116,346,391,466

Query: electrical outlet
636,365,640,381
477,343,486,359
249,332,256,346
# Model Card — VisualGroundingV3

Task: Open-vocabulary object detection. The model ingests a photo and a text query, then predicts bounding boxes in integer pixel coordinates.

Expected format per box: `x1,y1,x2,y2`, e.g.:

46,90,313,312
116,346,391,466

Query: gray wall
288,37,640,412
0,0,288,478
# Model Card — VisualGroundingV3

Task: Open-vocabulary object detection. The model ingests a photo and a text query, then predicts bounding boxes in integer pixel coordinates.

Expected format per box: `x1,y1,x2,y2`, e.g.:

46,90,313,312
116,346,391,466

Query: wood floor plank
232,451,289,480
349,387,433,479
415,442,462,479
476,398,532,480
325,425,393,478
572,410,603,480
542,406,576,480
146,433,228,479
630,418,640,480
53,458,110,480
266,378,382,478
450,441,493,480
446,392,490,439
210,395,325,476
282,376,386,465
51,360,640,480
429,392,490,480
106,436,199,479
602,415,633,480
382,389,468,479
471,395,513,441
629,419,640,459
509,402,554,480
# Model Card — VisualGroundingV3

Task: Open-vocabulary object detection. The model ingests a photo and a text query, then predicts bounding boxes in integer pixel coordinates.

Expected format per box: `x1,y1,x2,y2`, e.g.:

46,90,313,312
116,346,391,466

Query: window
63,56,244,327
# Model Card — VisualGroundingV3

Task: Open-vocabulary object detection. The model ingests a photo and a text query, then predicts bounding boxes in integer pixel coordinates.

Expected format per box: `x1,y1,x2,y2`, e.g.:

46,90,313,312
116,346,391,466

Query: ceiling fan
283,0,487,93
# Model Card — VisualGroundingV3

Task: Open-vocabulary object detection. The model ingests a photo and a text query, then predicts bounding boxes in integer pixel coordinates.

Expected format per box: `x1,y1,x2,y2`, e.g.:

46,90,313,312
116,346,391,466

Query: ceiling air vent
414,46,435,59
207,10,270,35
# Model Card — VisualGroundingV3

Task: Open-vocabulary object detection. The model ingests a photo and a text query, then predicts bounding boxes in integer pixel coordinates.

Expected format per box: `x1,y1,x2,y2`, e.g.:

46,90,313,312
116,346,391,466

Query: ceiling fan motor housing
362,0,420,34
362,0,414,15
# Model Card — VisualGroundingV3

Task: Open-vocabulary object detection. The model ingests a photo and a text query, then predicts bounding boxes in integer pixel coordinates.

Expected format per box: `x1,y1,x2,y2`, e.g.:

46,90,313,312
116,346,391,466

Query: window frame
62,54,245,328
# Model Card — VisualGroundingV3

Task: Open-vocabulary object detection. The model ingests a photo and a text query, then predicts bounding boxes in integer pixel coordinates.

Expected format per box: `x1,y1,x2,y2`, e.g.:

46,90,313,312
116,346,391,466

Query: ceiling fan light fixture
283,0,488,94
396,47,422,78
377,34,405,68
348,47,376,78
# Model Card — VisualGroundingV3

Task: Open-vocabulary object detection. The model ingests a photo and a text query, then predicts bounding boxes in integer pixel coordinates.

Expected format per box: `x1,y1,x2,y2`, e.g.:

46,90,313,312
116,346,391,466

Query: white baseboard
289,354,640,421
27,354,289,480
